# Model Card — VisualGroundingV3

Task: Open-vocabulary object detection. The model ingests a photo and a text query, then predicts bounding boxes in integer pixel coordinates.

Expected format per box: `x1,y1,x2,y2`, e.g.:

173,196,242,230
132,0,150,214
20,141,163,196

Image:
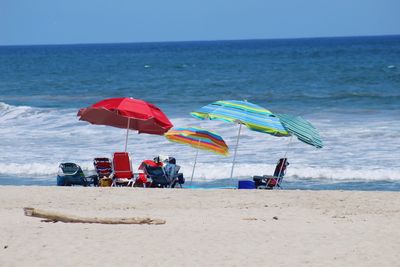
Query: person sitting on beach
138,155,167,170
164,157,177,179
164,157,185,187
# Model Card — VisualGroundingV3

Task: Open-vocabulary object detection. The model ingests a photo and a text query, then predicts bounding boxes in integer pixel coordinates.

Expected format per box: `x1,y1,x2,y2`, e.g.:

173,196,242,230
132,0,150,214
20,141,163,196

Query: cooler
238,180,256,189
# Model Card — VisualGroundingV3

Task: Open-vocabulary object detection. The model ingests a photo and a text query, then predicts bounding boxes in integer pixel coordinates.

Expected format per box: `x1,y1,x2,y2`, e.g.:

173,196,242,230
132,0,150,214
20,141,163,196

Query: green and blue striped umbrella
275,114,323,149
191,100,289,180
190,100,289,136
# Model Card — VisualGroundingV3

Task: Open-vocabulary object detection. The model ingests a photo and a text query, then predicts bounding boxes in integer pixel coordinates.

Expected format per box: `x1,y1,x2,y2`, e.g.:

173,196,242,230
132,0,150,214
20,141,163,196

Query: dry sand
0,186,399,267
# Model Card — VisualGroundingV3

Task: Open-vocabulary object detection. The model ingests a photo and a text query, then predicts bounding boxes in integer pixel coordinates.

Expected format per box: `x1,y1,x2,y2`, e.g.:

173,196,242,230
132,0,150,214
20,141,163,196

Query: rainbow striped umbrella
165,127,229,184
165,127,229,156
191,100,289,180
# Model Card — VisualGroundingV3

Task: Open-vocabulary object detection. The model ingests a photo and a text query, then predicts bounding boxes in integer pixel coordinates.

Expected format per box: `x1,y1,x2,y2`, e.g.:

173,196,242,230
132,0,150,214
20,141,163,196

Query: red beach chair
111,152,134,186
93,158,113,178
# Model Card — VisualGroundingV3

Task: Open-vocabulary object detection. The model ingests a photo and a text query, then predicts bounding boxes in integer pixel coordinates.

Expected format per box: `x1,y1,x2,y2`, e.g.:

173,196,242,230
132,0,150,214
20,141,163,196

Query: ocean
1,35,399,190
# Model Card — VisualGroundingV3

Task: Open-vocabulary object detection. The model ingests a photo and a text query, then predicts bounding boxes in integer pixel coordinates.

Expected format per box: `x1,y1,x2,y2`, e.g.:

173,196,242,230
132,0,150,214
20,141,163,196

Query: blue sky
1,0,399,45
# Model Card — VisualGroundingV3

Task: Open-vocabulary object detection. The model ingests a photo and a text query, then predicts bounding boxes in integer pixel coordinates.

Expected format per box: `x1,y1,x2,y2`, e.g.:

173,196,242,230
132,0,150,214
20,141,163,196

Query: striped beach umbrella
191,100,289,136
275,114,323,149
165,127,229,184
165,127,229,156
191,100,289,180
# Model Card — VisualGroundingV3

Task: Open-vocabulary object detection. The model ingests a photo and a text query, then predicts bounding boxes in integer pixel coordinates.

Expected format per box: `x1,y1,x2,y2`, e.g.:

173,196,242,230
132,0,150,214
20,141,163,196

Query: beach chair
93,157,113,187
164,157,185,188
143,164,170,188
57,163,88,186
93,157,112,178
253,158,289,189
169,165,185,188
111,152,135,187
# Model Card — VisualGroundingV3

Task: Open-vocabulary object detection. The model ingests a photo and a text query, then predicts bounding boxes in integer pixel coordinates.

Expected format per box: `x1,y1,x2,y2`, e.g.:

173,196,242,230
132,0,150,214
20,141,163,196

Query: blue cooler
238,180,256,189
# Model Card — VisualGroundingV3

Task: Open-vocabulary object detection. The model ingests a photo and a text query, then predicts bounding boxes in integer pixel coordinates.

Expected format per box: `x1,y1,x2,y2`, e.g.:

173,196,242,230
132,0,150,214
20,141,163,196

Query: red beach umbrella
78,97,173,151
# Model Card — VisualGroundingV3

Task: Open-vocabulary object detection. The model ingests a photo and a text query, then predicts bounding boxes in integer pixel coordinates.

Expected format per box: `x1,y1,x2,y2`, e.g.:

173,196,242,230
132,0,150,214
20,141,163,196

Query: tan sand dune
0,186,399,267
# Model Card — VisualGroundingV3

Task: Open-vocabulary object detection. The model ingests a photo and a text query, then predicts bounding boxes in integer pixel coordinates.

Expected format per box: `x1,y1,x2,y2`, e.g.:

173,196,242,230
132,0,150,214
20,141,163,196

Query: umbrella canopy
165,127,229,156
190,100,289,136
275,114,323,149
78,97,173,135
78,97,173,151
165,127,229,184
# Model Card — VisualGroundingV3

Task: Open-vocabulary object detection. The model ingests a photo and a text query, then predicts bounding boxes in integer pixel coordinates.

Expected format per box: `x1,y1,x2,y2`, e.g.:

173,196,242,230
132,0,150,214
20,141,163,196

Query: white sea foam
0,162,398,182
0,102,399,182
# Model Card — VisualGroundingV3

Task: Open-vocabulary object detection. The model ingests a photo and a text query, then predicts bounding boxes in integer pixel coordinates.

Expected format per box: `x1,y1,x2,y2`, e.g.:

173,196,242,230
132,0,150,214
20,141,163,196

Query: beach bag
99,177,112,187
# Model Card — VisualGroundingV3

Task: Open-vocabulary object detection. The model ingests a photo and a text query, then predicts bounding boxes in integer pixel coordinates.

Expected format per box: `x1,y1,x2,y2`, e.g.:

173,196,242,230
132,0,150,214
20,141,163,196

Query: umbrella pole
124,118,131,152
190,148,199,186
230,123,242,181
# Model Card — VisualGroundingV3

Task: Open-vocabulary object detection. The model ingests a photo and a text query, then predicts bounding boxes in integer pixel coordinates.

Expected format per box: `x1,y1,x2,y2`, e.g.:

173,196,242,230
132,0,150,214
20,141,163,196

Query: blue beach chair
253,158,289,189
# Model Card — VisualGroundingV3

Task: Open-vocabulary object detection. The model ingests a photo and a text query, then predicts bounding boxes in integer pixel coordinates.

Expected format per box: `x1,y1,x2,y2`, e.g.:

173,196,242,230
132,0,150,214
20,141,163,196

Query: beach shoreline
2,175,400,191
1,186,399,266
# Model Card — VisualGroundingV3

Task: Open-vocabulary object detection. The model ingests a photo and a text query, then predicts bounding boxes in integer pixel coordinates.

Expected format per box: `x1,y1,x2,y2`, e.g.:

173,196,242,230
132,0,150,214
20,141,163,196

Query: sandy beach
0,186,399,267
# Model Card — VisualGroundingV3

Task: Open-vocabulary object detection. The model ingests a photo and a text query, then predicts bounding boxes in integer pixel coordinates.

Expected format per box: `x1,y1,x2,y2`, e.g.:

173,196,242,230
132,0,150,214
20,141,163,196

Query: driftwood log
23,207,165,225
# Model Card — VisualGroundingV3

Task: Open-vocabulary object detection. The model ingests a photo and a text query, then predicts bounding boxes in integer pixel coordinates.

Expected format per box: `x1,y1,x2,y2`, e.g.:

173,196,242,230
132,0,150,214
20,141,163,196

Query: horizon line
1,33,399,47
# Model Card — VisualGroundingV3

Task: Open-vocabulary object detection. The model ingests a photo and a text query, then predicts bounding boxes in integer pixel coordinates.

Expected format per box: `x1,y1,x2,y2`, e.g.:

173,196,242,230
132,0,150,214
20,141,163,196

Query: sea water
1,36,399,190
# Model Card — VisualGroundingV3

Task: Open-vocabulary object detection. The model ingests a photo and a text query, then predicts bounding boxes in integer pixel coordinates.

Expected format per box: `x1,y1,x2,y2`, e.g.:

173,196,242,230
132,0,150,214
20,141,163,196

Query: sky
1,0,399,45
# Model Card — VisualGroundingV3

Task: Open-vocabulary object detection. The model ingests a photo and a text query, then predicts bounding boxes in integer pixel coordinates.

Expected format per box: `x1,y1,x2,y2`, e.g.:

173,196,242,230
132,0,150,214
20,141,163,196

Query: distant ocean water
0,36,399,190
